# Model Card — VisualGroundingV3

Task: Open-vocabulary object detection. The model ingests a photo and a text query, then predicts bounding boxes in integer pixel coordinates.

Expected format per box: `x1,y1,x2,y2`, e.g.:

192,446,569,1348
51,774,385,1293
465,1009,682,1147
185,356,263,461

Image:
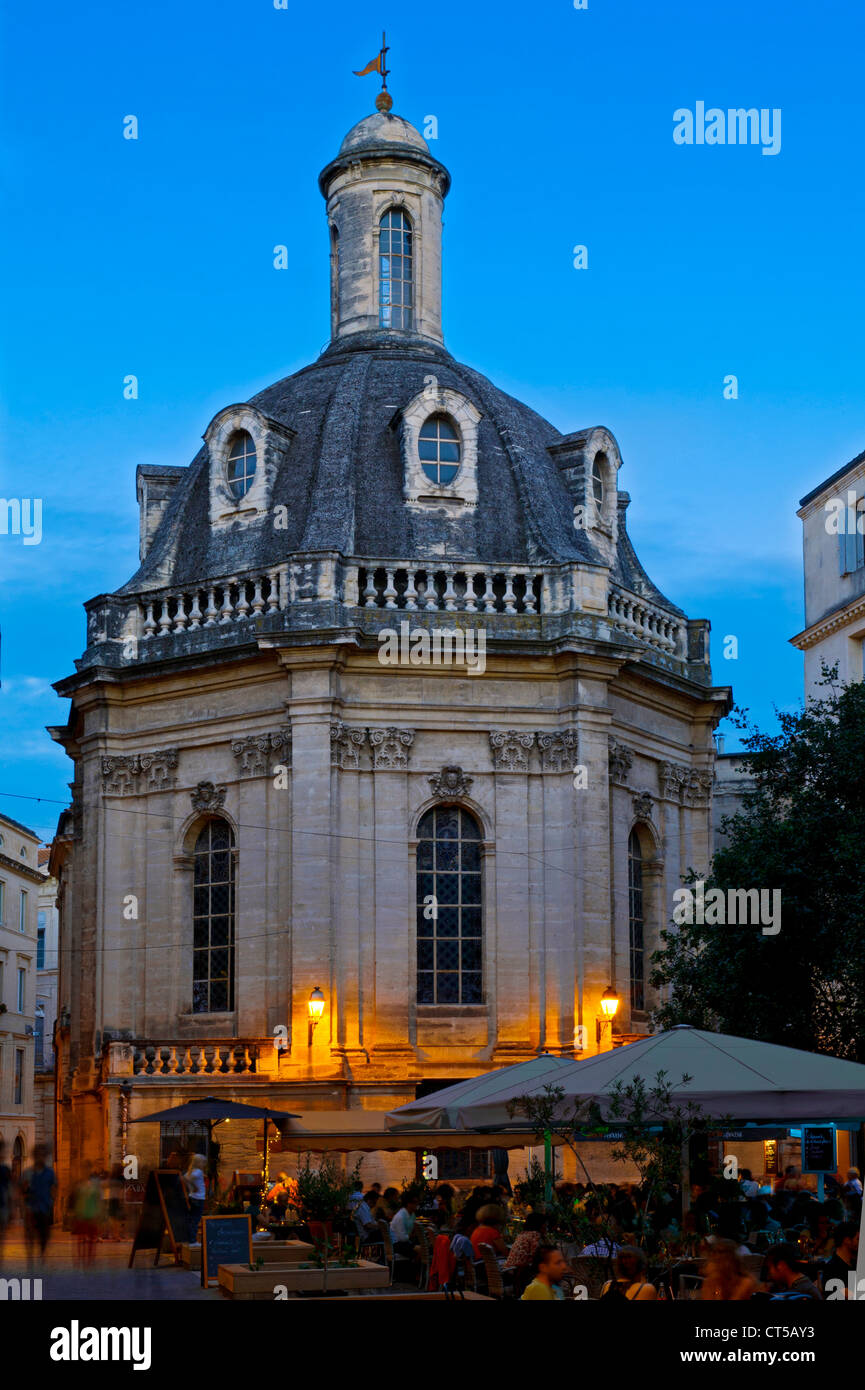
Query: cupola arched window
592,456,605,509
416,805,482,1004
193,818,235,1014
628,828,645,1013
418,414,461,485
226,431,257,501
379,209,413,330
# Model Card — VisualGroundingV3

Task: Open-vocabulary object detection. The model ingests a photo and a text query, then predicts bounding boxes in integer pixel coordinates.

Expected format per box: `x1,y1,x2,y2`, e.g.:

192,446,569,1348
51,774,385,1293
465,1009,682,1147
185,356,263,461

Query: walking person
73,1171,102,1266
20,1144,57,1264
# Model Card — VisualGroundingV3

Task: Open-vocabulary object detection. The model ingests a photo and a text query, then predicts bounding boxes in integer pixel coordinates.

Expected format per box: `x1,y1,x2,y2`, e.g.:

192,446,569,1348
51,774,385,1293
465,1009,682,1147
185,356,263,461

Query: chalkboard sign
802,1126,836,1173
128,1170,190,1268
201,1214,253,1287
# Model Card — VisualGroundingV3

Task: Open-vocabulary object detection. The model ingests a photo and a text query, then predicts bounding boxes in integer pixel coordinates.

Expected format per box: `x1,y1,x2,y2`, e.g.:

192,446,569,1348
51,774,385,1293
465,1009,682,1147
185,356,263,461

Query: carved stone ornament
608,740,634,786
369,727,415,770
489,730,535,773
536,728,579,773
632,790,654,821
191,781,227,813
231,727,291,777
330,722,367,770
684,769,712,805
101,748,179,796
429,765,474,799
659,760,689,801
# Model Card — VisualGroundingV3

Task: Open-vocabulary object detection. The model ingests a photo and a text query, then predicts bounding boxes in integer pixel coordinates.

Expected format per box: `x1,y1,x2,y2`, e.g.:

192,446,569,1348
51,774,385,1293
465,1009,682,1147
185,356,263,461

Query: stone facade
792,448,865,695
0,814,44,1173
48,103,731,1195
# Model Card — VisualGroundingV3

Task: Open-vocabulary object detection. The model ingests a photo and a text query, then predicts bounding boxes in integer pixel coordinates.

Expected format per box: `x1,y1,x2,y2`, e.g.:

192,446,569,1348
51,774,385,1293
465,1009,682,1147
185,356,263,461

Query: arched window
628,828,645,1013
418,414,461,485
193,818,235,1014
379,209,413,330
416,805,482,1004
226,431,257,501
12,1135,24,1181
592,455,605,509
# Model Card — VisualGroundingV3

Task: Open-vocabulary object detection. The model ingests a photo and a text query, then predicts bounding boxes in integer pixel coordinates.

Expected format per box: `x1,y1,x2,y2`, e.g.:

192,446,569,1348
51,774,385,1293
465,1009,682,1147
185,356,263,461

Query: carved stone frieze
101,749,179,796
536,728,579,773
369,727,415,770
231,727,291,777
330,722,367,770
489,730,535,773
608,740,634,786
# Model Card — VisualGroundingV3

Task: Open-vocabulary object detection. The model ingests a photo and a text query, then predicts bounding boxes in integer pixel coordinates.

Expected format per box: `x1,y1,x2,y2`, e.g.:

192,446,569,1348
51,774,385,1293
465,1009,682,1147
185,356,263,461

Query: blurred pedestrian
73,1171,103,1266
183,1153,207,1244
21,1144,56,1263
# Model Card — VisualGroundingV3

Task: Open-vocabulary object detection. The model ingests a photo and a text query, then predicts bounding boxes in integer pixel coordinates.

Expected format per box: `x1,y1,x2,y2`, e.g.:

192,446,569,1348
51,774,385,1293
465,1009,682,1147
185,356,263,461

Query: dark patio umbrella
130,1096,301,1189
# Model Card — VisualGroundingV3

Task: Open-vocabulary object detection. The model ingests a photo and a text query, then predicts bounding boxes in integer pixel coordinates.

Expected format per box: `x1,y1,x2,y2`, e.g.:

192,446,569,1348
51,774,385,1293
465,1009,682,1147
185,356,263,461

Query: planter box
182,1239,314,1270
218,1260,390,1300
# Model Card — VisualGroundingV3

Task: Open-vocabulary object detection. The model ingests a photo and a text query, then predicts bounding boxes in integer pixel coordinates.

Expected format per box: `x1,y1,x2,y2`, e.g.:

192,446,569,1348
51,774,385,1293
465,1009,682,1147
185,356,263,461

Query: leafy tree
651,670,865,1060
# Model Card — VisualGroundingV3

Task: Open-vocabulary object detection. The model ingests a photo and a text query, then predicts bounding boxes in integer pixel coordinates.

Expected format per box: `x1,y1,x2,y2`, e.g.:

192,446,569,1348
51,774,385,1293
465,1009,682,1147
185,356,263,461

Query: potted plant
291,1156,361,1246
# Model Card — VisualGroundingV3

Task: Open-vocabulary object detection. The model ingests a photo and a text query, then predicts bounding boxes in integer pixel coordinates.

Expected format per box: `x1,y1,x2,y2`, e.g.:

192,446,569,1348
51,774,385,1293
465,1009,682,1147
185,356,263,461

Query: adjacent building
48,98,731,1192
0,813,44,1176
792,447,865,695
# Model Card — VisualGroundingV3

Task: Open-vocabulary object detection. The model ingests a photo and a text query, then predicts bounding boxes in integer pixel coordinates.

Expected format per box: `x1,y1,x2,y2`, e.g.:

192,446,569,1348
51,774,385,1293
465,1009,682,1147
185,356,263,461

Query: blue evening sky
2,0,864,840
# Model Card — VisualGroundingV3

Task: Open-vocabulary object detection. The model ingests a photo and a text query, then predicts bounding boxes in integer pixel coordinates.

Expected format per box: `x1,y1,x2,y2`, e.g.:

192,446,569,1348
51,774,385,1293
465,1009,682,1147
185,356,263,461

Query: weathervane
353,31,393,112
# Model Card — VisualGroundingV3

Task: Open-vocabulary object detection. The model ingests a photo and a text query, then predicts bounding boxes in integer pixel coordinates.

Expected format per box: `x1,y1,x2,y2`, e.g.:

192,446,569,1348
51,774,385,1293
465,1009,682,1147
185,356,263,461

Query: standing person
21,1144,56,1263
842,1167,863,1198
520,1243,571,1301
183,1154,207,1244
0,1142,11,1261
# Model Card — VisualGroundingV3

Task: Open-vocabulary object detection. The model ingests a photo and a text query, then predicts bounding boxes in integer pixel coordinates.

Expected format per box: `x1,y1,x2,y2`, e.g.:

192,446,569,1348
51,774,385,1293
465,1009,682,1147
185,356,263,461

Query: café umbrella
129,1096,301,1189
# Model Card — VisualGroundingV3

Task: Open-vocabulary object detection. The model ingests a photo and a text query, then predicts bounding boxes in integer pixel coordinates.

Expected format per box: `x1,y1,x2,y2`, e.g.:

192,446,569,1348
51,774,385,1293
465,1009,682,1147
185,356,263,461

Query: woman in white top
183,1154,207,1244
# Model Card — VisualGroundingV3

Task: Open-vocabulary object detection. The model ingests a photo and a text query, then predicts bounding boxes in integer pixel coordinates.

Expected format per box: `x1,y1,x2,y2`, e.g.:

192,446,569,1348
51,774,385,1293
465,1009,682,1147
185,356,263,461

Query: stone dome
338,111,429,156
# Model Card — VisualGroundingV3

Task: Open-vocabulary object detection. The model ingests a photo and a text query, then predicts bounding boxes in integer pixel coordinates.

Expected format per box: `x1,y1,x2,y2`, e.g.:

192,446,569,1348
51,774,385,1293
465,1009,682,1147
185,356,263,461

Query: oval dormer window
227,431,257,501
418,414,461,485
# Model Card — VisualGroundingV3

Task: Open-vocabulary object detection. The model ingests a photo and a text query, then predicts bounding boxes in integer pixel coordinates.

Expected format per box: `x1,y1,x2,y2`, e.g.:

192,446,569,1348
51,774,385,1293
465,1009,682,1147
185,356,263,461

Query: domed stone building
50,103,730,1187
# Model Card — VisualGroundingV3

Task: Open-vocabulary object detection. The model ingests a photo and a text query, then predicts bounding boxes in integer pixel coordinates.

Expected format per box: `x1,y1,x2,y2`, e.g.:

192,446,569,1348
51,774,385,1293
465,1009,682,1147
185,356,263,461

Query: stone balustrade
138,567,287,642
354,562,543,614
607,584,686,657
127,1040,262,1076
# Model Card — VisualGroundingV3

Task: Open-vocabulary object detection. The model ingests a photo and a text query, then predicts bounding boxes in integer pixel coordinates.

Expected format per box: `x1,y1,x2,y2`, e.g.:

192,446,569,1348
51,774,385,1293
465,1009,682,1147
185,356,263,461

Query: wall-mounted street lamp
307,987,325,1046
596,986,620,1046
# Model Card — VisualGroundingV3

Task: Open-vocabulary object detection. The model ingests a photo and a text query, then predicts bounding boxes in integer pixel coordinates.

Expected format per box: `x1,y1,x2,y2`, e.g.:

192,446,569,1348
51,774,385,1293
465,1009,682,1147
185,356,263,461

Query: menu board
200,1214,253,1287
802,1126,836,1173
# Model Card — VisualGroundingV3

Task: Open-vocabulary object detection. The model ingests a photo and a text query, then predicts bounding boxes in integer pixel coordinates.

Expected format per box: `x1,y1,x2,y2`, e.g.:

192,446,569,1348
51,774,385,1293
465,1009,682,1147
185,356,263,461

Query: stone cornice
790,591,865,650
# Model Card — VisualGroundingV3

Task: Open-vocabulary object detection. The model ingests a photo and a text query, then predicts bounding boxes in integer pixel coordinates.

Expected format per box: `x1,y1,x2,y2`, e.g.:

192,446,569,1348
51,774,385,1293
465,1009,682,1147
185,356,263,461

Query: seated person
765,1243,823,1300
349,1185,382,1247
821,1222,859,1299
470,1203,508,1260
520,1243,571,1301
600,1246,658,1301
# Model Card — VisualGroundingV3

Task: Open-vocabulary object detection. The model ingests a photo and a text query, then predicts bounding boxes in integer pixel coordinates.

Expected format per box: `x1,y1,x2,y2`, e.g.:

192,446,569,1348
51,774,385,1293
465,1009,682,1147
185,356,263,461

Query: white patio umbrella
386,1027,865,1130
384,1053,573,1130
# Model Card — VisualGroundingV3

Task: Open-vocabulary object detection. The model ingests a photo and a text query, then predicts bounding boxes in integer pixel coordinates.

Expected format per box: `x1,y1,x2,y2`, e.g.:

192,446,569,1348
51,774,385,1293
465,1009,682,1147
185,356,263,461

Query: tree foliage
651,671,865,1059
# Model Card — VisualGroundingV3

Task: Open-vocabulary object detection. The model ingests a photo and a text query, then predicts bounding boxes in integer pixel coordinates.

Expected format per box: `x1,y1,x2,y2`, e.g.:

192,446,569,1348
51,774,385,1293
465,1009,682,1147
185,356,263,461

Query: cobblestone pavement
0,1223,218,1301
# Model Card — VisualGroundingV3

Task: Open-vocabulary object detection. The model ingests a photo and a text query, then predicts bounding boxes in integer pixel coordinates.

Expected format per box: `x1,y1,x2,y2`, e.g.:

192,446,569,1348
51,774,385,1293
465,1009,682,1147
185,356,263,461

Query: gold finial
376,90,393,114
